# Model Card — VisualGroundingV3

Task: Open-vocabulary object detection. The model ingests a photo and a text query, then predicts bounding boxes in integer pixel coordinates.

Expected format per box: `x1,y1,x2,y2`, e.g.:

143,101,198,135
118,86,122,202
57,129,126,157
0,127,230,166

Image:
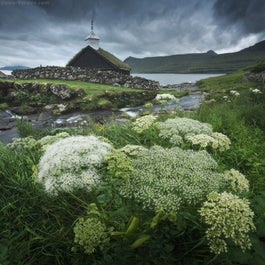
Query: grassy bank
1,66,265,264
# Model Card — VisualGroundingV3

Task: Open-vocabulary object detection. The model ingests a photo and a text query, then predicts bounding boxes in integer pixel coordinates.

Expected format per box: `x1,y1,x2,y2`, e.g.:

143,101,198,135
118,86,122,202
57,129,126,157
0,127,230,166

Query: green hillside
125,40,265,73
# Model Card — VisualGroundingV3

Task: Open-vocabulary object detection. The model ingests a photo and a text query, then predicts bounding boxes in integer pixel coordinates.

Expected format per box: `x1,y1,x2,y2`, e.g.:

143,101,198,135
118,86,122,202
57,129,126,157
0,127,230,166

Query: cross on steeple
91,19,94,32
85,19,100,50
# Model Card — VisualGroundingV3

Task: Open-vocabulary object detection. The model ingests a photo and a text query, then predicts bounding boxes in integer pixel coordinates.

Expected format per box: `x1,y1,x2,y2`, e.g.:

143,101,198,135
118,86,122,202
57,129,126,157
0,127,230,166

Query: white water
0,70,12,75
132,73,223,85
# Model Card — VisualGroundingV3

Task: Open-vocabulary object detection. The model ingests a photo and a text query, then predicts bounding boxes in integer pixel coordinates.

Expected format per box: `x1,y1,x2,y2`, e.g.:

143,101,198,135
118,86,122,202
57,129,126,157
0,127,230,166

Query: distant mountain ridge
0,66,30,70
124,40,265,73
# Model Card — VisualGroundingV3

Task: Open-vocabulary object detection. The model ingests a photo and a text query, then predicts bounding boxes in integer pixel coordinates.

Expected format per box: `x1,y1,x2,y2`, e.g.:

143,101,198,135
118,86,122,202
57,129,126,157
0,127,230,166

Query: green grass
1,65,265,264
97,48,131,70
7,78,142,95
196,70,257,91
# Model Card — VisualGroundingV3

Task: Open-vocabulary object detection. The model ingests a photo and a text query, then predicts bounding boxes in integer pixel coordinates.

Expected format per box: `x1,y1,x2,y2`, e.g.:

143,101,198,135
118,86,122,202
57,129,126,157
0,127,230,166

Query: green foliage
125,41,265,73
2,68,265,264
248,60,265,73
0,102,8,110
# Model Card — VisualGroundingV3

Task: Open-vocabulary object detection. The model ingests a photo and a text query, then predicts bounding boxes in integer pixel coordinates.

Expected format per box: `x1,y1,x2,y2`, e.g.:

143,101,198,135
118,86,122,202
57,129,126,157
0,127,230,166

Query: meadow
1,65,265,265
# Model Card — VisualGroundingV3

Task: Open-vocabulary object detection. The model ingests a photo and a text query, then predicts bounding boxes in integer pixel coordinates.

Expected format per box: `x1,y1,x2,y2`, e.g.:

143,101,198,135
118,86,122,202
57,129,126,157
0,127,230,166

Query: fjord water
133,73,223,85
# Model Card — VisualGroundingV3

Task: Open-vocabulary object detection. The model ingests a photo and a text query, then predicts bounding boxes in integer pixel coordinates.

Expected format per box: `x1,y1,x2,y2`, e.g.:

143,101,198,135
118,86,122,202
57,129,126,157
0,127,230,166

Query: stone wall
243,71,265,83
12,66,160,90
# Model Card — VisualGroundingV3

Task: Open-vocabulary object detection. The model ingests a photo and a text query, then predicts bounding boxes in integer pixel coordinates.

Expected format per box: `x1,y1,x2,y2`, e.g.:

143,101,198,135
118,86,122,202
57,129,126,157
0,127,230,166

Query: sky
0,0,265,68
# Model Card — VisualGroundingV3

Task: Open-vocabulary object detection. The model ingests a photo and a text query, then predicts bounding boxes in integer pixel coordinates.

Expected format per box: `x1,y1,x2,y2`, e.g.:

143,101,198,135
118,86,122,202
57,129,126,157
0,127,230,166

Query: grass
1,65,265,264
3,78,142,95
196,70,257,91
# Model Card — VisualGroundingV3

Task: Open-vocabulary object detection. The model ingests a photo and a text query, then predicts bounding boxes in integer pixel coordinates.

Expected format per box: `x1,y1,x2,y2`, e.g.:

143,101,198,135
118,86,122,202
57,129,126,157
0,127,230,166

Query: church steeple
85,20,100,50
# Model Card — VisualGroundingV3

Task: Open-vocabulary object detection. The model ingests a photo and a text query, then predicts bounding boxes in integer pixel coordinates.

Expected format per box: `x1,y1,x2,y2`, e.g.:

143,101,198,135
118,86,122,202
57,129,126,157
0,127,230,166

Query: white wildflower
199,192,255,254
74,217,109,254
250,88,262,94
37,132,70,151
120,146,226,213
224,169,249,193
155,94,179,101
119,144,147,157
157,117,213,146
37,135,112,196
132,115,157,133
230,90,240,97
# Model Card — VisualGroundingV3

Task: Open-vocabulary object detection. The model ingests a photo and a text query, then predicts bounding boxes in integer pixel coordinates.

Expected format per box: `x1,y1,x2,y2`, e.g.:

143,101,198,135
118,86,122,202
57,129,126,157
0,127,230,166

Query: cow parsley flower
119,144,147,157
249,88,262,94
224,169,249,193
37,132,70,150
120,146,225,213
155,94,179,101
132,115,157,133
230,90,240,97
37,136,112,195
157,117,213,146
186,132,231,151
8,136,38,151
74,217,109,254
199,192,255,254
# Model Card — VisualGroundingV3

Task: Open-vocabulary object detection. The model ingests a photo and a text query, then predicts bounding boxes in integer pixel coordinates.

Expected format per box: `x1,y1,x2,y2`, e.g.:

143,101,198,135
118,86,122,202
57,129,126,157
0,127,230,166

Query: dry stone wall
12,66,160,90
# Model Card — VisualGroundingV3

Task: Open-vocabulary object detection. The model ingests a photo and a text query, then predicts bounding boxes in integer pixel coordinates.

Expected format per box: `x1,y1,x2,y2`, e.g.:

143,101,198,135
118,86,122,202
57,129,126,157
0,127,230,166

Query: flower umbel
199,192,255,254
224,169,249,193
37,136,112,195
120,145,225,213
74,217,109,254
132,115,157,133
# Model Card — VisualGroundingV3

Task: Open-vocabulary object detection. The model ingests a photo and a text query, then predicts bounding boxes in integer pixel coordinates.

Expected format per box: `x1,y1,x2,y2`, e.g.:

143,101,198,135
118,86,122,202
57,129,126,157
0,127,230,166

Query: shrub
37,135,112,195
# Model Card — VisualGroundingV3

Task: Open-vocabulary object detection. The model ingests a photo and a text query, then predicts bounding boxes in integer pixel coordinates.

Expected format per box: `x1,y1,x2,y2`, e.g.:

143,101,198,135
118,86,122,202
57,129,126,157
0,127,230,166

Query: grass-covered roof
97,48,131,70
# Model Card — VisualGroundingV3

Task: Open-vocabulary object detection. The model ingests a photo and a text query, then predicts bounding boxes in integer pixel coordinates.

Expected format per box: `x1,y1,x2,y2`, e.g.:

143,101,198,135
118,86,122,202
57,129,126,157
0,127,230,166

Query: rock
12,66,160,90
162,83,198,91
44,103,68,113
243,71,265,83
50,84,73,99
0,111,15,130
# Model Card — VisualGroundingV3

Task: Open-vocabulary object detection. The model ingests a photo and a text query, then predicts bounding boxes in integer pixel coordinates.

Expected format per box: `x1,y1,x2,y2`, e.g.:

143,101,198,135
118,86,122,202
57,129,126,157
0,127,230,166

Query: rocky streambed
0,90,204,144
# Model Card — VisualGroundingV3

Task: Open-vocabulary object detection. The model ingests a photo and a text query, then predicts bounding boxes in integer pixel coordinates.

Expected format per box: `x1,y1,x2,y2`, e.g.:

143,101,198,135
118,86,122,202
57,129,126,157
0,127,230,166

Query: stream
0,93,204,144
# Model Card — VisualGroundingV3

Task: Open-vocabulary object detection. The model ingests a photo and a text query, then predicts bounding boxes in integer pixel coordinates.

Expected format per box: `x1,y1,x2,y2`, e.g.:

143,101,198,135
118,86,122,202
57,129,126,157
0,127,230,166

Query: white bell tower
85,20,100,50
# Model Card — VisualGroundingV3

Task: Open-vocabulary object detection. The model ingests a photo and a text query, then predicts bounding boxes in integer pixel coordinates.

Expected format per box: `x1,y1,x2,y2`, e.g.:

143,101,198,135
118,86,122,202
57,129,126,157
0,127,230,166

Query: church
67,21,131,75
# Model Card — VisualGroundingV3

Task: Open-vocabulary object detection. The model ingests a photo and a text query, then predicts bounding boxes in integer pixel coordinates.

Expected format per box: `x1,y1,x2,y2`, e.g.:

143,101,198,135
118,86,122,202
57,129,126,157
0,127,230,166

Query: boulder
50,84,74,99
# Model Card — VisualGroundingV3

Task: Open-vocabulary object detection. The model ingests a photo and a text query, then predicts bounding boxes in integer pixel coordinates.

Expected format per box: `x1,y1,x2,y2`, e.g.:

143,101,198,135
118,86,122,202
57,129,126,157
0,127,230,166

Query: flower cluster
155,94,178,101
249,88,262,94
230,90,240,97
8,136,38,151
120,145,225,213
132,115,157,133
186,132,230,151
119,144,147,157
37,132,70,150
37,136,112,195
199,192,255,254
73,217,109,254
105,149,133,180
224,169,249,193
157,117,213,146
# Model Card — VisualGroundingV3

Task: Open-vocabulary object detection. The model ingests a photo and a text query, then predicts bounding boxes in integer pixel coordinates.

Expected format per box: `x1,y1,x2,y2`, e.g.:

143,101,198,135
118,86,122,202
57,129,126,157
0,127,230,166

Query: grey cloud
213,0,265,34
0,0,264,67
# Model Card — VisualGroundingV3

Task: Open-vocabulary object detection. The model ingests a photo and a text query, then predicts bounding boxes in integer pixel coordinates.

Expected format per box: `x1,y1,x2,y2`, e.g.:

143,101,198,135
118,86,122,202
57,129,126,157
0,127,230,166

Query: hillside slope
125,40,265,74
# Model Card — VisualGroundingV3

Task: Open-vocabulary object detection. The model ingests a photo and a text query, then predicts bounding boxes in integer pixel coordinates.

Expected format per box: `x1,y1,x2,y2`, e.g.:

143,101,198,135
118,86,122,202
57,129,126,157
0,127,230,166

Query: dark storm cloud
0,0,264,67
213,0,265,34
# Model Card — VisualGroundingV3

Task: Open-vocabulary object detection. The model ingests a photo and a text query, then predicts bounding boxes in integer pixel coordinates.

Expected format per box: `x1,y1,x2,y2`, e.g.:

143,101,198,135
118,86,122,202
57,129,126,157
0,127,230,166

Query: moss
97,48,131,70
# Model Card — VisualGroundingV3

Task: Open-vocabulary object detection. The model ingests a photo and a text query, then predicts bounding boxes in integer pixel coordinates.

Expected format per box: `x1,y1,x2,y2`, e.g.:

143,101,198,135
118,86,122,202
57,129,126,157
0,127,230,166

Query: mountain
0,65,30,70
124,40,265,74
